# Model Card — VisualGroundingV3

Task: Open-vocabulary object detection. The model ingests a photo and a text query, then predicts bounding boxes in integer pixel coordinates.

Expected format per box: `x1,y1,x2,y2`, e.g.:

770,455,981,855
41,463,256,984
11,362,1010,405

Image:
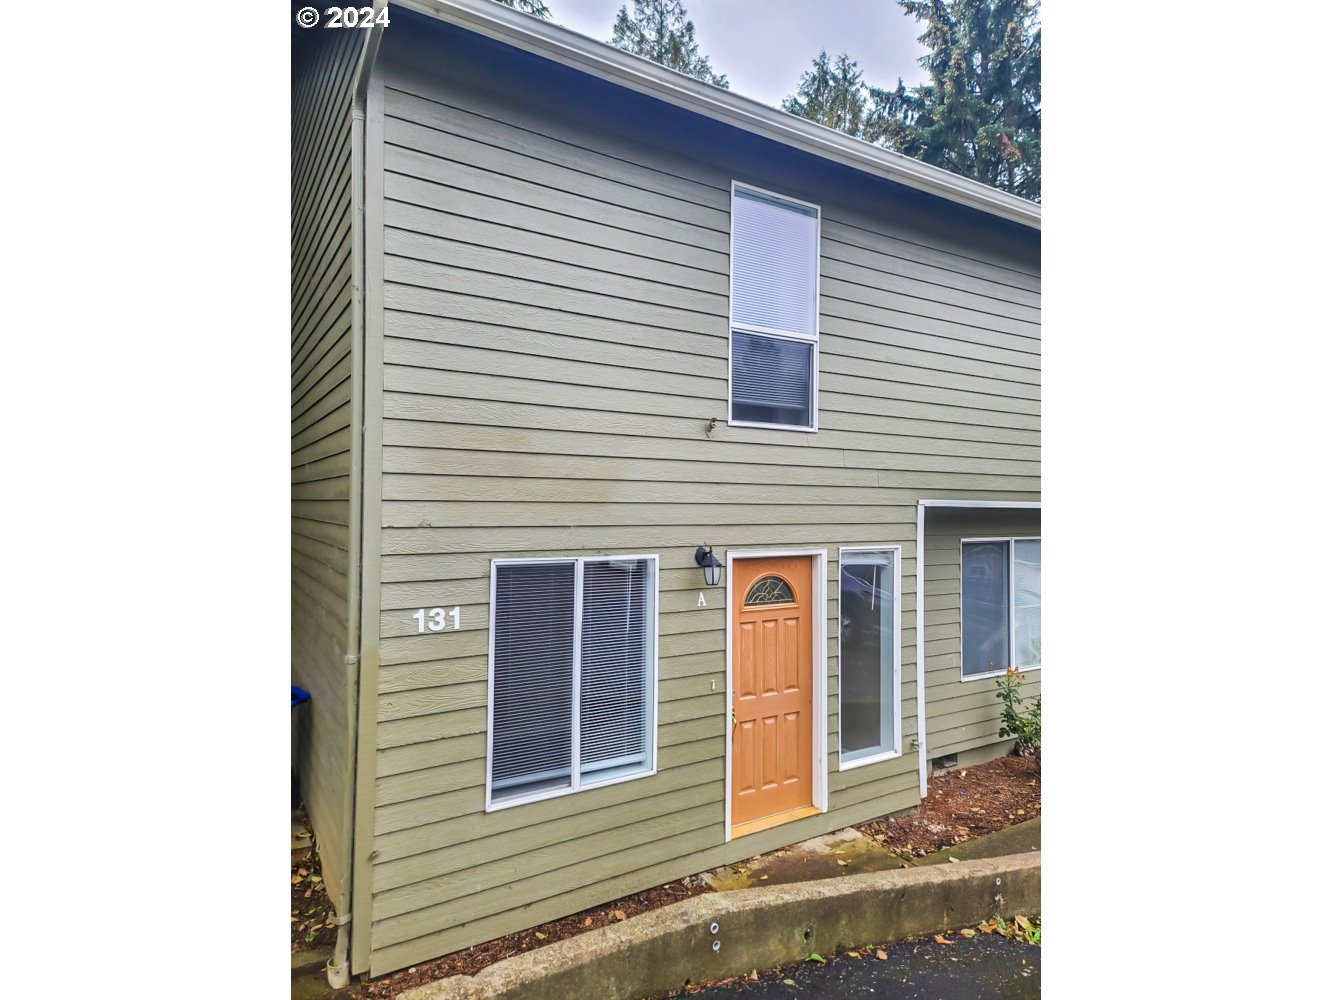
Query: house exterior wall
291,25,363,907
363,15,1039,976
922,507,1042,763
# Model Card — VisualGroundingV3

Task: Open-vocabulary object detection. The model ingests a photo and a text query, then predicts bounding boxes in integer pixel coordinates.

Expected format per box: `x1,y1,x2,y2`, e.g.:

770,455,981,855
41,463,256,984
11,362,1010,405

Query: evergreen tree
866,0,1041,200
492,0,551,19
781,51,867,135
610,1,729,88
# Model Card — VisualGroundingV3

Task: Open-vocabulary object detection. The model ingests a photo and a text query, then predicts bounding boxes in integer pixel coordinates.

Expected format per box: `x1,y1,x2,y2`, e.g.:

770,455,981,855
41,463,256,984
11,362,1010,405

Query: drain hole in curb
804,928,813,941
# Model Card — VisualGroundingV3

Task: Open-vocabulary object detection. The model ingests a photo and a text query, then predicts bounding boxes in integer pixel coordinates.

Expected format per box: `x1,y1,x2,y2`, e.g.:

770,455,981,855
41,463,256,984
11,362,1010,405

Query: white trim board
723,548,829,842
914,500,1041,797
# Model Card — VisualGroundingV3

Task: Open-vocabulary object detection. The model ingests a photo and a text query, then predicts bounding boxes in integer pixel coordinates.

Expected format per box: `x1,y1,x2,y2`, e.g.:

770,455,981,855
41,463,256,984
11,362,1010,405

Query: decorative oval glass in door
743,575,794,606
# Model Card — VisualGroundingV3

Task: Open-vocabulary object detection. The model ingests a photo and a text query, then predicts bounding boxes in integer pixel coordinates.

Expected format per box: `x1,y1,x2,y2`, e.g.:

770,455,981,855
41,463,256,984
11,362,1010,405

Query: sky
544,0,930,108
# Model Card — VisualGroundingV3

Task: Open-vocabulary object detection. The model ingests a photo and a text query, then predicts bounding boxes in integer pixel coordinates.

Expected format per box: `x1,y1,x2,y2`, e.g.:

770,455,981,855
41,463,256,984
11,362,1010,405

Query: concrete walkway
701,817,1040,889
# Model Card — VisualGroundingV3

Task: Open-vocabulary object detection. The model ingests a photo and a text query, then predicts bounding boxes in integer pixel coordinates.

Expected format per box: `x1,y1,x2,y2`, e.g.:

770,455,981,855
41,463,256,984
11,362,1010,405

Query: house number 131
413,607,461,632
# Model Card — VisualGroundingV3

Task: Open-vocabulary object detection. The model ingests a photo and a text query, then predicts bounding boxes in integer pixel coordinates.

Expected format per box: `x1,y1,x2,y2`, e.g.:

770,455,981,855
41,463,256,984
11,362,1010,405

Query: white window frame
959,536,1041,682
727,180,821,433
485,554,660,811
836,546,903,771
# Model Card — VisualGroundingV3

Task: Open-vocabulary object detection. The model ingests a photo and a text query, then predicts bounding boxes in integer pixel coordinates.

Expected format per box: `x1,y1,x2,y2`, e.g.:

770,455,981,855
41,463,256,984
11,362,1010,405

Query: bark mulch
857,754,1041,858
309,754,1038,997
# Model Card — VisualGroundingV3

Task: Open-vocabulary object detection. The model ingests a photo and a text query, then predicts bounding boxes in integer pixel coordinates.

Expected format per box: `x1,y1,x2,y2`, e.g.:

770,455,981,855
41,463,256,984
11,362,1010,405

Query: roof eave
390,0,1040,230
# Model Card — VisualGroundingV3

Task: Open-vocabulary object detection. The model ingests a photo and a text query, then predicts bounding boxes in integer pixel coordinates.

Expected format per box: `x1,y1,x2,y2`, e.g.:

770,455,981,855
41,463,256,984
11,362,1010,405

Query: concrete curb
397,852,1040,1000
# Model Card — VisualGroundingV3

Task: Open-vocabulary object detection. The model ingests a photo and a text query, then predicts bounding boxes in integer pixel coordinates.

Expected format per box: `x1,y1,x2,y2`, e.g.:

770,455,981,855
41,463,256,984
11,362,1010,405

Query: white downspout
916,502,928,798
327,4,385,988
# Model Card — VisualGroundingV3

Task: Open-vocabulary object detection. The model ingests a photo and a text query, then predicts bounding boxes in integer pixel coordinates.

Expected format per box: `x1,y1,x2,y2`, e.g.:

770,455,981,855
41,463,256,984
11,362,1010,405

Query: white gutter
915,500,1041,798
390,0,1041,230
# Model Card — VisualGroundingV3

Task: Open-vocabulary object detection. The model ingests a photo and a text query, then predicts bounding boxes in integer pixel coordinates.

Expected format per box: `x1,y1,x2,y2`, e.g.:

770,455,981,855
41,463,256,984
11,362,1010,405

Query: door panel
731,555,814,828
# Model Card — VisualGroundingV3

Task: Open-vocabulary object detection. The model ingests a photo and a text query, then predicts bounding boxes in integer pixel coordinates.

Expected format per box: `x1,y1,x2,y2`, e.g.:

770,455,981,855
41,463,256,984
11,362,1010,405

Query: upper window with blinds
487,556,658,810
729,184,820,430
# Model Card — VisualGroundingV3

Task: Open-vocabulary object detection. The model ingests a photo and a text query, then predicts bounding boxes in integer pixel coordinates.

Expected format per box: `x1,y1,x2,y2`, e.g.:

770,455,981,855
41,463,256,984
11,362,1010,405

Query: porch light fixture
694,545,723,587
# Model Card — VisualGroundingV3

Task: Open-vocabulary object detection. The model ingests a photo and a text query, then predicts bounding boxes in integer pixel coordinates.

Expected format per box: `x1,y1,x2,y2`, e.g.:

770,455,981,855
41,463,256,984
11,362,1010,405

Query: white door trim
723,547,829,842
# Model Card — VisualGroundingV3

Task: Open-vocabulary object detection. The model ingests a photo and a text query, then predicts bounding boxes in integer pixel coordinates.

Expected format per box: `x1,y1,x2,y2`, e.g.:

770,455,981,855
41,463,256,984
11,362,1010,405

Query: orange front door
731,555,815,830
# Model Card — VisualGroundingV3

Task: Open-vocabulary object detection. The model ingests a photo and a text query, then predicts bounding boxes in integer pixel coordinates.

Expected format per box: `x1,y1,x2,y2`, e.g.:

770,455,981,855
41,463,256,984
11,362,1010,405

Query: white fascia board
391,0,1041,230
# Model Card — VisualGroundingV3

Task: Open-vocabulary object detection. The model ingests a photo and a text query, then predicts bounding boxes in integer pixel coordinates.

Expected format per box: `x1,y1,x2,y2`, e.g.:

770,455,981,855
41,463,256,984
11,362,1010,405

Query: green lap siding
291,25,362,909
357,13,1039,977
922,508,1042,763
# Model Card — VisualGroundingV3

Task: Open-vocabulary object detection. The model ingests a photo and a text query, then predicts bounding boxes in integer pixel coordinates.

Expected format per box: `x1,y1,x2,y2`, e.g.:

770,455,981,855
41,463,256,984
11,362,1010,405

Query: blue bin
292,686,311,805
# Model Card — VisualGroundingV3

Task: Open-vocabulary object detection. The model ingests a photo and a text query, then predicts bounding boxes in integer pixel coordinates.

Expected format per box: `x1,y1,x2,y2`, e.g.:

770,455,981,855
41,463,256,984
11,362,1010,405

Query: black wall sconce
694,545,723,587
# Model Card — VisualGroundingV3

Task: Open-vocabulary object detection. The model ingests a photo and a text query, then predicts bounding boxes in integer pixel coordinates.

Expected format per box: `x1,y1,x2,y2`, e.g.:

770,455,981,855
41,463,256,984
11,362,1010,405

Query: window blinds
731,188,819,336
731,331,813,422
491,562,576,796
489,558,655,806
580,559,652,775
961,542,1011,676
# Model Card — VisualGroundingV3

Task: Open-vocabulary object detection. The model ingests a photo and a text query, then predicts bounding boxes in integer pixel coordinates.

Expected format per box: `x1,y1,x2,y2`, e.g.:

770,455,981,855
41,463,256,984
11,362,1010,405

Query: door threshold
731,804,820,840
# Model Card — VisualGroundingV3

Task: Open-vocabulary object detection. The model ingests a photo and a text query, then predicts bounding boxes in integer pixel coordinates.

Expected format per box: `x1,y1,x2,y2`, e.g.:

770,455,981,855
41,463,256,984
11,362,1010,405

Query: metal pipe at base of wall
327,919,352,990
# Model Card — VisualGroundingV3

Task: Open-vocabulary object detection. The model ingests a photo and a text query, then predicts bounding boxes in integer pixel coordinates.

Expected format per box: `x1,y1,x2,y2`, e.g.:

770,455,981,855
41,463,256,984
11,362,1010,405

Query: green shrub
995,667,1041,758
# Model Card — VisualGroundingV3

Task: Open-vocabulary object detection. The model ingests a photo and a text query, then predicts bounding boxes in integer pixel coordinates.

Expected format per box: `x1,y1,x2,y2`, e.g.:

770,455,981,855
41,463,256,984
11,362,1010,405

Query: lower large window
488,556,658,809
838,547,900,767
961,538,1041,679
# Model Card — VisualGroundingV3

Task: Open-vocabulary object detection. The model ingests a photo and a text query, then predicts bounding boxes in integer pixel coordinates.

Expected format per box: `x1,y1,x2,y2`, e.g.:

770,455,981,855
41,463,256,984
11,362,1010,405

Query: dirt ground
295,754,1039,998
292,836,338,953
858,754,1041,857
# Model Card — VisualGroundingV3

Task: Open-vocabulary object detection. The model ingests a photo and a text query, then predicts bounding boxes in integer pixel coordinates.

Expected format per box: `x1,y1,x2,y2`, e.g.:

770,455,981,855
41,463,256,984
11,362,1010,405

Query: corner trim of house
349,46,387,978
915,500,1041,799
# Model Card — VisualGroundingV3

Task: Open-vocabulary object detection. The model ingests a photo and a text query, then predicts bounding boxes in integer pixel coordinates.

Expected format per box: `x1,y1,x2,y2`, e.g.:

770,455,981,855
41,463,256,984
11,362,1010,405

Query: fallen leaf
847,951,861,959
782,979,796,986
759,874,769,880
749,970,759,981
1014,915,1032,931
291,875,302,885
583,917,592,927
297,868,309,877
1017,809,1025,815
807,953,825,964
934,935,953,945
947,856,959,863
875,949,888,960
310,875,322,883
836,859,849,867
303,889,312,899
612,910,626,921
959,928,976,938
534,932,547,940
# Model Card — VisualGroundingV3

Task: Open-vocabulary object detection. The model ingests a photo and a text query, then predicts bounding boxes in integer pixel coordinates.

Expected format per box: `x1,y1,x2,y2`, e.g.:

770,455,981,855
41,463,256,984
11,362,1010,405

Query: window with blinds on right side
728,183,820,431
960,537,1041,680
